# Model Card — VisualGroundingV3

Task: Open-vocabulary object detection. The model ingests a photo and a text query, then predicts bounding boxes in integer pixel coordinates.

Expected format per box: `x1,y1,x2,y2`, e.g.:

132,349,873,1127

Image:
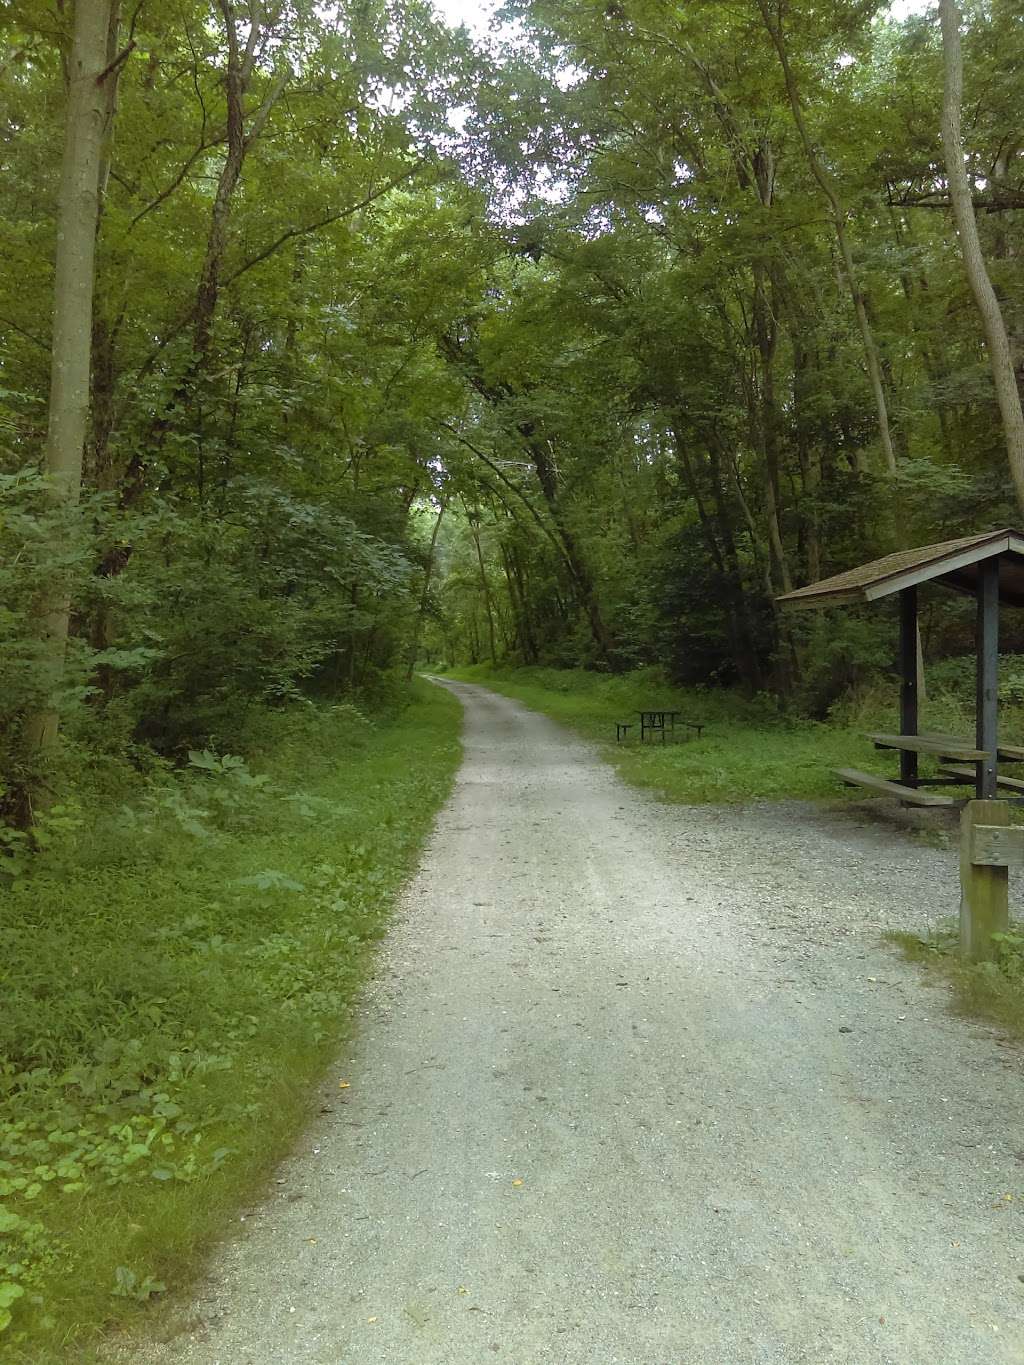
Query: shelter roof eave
777,529,1024,610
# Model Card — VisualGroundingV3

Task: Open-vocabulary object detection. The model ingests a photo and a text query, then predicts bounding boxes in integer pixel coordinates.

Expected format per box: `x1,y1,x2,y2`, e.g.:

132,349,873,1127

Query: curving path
133,680,1024,1364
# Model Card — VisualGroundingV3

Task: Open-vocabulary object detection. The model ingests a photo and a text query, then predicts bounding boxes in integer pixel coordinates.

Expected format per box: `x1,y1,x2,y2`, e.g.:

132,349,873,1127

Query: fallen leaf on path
338,1081,351,1089
511,1178,523,1187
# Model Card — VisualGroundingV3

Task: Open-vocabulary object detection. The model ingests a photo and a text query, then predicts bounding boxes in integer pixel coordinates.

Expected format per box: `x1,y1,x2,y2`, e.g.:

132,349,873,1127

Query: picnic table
641,709,704,742
616,711,704,743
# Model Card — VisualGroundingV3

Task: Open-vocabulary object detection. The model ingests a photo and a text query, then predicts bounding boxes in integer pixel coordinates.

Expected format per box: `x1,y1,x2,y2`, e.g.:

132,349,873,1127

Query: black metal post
976,557,999,799
899,587,918,787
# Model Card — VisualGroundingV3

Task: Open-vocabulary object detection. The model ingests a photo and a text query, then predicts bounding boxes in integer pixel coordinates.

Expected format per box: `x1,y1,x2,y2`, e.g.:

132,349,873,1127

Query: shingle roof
778,529,1024,608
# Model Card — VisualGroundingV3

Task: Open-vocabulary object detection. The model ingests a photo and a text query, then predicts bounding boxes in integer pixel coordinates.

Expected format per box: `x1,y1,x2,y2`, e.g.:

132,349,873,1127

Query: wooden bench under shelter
939,763,1024,793
777,528,1024,806
833,768,955,806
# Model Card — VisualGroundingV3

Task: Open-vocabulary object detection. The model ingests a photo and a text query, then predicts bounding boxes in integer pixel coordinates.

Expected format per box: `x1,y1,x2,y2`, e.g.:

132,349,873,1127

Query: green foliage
0,0,476,813
13,0,1024,1350
928,653,1024,711
0,682,461,1360
989,931,1024,984
0,472,98,799
892,919,1024,1042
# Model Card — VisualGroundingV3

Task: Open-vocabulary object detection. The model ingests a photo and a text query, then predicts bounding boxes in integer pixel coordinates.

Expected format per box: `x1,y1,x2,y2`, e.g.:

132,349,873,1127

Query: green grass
889,925,1024,1042
443,663,940,805
0,680,461,1361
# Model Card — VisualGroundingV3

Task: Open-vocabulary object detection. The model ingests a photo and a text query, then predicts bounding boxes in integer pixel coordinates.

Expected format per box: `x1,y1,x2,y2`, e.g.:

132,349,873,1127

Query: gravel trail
132,680,1024,1364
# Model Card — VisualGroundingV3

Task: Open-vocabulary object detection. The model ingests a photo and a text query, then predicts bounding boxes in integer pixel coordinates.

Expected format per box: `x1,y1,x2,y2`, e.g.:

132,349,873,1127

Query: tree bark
438,338,618,666
405,496,448,680
149,2,285,454
22,0,116,779
501,541,538,663
939,0,1024,514
757,0,897,475
751,260,792,594
672,418,764,693
466,505,498,665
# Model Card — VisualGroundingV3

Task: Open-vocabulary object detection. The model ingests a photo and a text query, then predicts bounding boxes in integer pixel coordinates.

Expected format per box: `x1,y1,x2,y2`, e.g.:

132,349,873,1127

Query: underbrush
890,924,1024,1040
443,664,985,805
0,681,461,1361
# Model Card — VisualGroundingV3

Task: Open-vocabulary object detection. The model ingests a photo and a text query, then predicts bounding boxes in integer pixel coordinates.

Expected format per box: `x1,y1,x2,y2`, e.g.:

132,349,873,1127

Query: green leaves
187,750,249,776
112,1266,165,1302
233,870,307,893
0,1280,25,1334
0,686,461,1350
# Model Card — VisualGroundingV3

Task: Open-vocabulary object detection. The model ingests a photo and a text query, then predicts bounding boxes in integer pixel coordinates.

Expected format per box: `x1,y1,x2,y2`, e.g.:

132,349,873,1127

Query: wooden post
959,798,1010,959
899,587,918,787
976,557,999,799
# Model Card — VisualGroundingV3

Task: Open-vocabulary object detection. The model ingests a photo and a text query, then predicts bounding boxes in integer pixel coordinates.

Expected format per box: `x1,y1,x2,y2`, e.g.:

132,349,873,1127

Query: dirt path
134,681,1024,1364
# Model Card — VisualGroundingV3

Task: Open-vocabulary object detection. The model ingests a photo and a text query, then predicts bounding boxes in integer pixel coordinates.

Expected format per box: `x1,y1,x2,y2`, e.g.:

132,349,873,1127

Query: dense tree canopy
3,0,1024,812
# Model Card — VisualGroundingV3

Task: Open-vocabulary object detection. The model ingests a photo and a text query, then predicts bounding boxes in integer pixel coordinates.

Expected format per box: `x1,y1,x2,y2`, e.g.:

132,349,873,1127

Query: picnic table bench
939,763,1024,793
834,768,956,806
833,731,1024,806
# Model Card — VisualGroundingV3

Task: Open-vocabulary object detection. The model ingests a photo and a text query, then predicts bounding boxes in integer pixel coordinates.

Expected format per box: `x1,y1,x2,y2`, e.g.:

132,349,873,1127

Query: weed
0,680,461,1361
889,924,1024,1041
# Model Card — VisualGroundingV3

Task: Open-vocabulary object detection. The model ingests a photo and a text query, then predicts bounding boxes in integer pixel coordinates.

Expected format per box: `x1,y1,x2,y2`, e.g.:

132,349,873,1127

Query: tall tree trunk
673,419,764,692
501,541,538,663
757,0,897,475
985,141,1024,389
405,496,448,680
22,0,116,786
521,430,617,665
466,506,498,665
939,0,1024,514
751,261,792,594
887,209,956,462
438,337,617,665
705,431,766,692
150,2,285,450
730,450,796,690
789,329,823,581
507,540,540,662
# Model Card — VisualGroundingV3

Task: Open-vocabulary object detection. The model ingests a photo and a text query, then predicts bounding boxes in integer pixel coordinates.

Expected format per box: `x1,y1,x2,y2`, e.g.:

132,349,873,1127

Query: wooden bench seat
866,732,989,760
940,764,1024,793
920,731,1024,763
834,768,955,806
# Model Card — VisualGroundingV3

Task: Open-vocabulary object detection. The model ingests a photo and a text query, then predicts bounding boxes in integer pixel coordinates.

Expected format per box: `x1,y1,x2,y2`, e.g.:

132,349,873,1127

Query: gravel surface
125,680,1024,1364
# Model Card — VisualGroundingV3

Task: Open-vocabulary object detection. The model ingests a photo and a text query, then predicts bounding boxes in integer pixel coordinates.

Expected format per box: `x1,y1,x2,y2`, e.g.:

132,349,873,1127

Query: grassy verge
0,680,461,1362
442,663,916,804
890,927,1024,1041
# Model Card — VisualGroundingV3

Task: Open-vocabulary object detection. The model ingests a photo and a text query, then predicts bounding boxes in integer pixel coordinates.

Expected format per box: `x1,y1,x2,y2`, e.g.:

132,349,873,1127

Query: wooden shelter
778,529,1024,802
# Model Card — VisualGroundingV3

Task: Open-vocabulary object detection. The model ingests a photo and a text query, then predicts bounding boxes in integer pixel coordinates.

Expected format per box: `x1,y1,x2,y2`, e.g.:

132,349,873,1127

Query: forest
5,0,1024,798
3,0,1024,1355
